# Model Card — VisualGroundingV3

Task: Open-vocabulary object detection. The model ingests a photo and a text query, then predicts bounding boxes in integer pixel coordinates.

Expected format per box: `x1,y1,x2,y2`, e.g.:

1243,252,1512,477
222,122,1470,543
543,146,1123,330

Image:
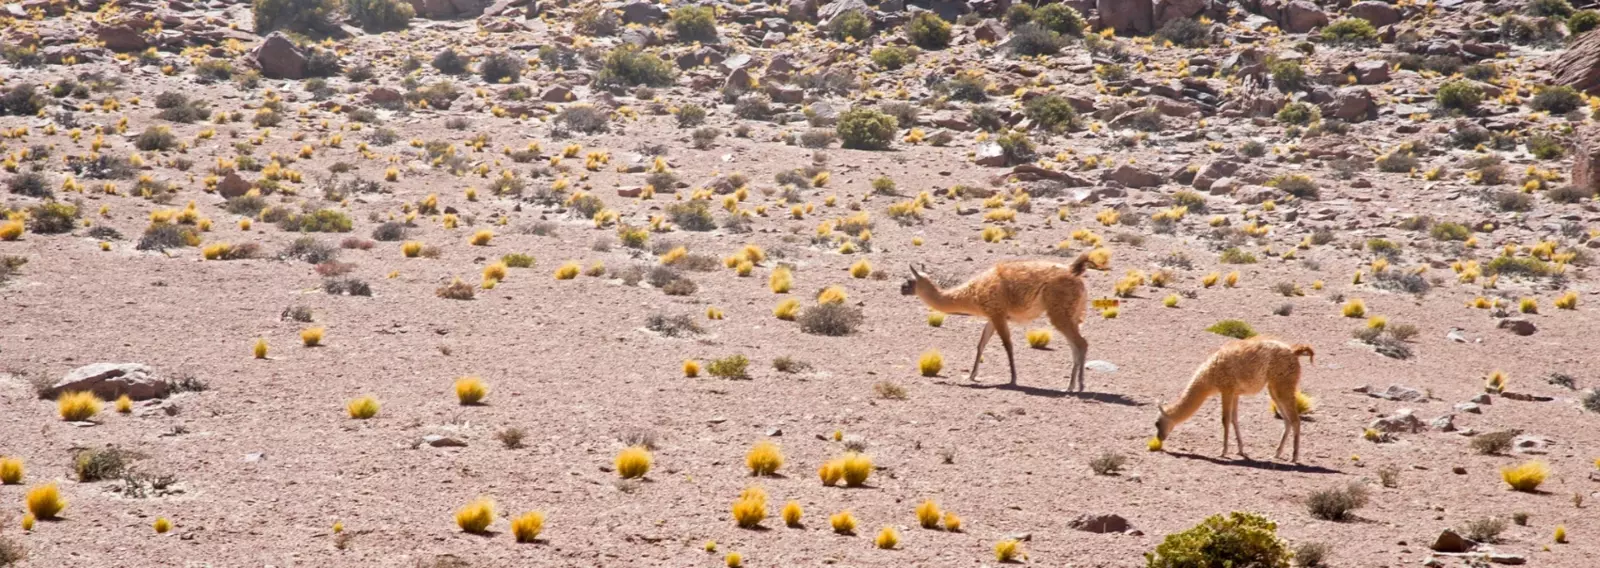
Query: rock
784,0,817,20
251,32,307,79
48,363,170,401
1551,29,1600,95
541,85,573,102
1192,159,1242,192
973,19,1005,43
1454,402,1481,414
1098,0,1154,35
422,435,468,447
1487,553,1527,565
1235,185,1279,204
1429,414,1456,432
1085,360,1118,373
1154,0,1208,27
1068,513,1130,533
1321,87,1377,122
1281,0,1328,33
1501,391,1554,402
1452,466,1467,474
1351,60,1390,84
766,84,803,104
929,110,973,131
1348,1,1400,28
1102,164,1163,188
94,22,149,52
1512,434,1551,454
818,0,870,24
1368,385,1426,402
975,143,1008,167
1496,318,1538,336
1369,408,1424,433
1573,125,1600,194
1470,393,1491,404
1207,176,1242,195
217,172,253,198
365,87,404,105
617,0,665,24
1446,328,1469,343
1430,528,1474,553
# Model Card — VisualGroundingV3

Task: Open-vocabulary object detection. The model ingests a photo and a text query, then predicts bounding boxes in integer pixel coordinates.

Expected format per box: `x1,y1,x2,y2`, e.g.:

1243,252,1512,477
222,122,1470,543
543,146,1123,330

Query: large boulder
250,32,307,79
818,0,870,24
411,0,488,18
1348,1,1401,28
94,22,149,52
619,0,667,24
1098,0,1154,35
1102,164,1163,188
1068,513,1131,533
1154,0,1208,27
1281,0,1327,33
47,363,171,401
1192,159,1242,192
1321,87,1377,122
1573,125,1600,193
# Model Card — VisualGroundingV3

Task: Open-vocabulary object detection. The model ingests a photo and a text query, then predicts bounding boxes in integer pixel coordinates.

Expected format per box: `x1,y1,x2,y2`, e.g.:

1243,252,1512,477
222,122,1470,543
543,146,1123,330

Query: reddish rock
1552,30,1600,95
250,32,306,79
1098,0,1153,35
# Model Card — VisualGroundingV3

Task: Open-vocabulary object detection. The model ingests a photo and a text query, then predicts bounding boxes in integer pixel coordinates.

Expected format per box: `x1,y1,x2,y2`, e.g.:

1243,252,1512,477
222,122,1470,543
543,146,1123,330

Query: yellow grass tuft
455,497,495,534
918,350,943,377
1202,272,1220,287
616,446,652,479
1485,370,1508,393
0,457,23,484
1147,437,1163,452
1501,460,1548,492
58,391,102,421
1101,306,1119,319
154,517,171,533
684,360,701,377
770,266,793,293
1163,294,1180,308
469,229,493,246
817,286,848,305
402,241,423,257
725,552,743,568
818,460,844,486
455,376,488,405
774,298,801,320
730,486,768,528
512,511,544,543
841,452,872,487
1086,247,1111,269
782,501,803,527
115,394,132,414
1342,298,1366,318
555,262,581,280
661,246,687,265
916,500,941,529
1270,391,1316,417
706,306,724,320
1025,329,1051,349
253,338,269,359
1556,291,1578,310
942,511,961,532
1224,271,1240,287
483,262,508,282
830,510,857,534
875,526,900,549
746,441,784,476
26,483,65,519
1519,297,1538,314
995,539,1022,562
1366,316,1387,330
0,220,23,241
300,327,325,347
346,396,380,419
849,259,872,278
1555,524,1567,544
927,312,946,327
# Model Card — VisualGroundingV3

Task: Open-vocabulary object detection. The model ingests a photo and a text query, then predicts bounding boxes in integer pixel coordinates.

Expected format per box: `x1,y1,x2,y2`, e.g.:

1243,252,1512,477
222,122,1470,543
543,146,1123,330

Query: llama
1154,337,1313,462
900,251,1100,390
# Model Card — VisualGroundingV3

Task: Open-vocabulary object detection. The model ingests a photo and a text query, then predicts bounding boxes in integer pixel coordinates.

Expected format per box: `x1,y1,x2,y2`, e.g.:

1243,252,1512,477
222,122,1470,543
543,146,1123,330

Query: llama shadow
1167,451,1342,474
945,382,1143,406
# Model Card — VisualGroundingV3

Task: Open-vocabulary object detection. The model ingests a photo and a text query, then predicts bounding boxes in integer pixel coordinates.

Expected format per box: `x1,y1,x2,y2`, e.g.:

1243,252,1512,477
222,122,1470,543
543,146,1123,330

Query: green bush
995,131,1037,165
1010,23,1064,56
836,108,897,150
1158,18,1209,47
1530,85,1582,114
343,0,412,33
479,52,523,84
1527,133,1566,160
251,0,338,34
1033,4,1085,36
595,46,678,89
1320,18,1378,45
1269,60,1306,92
1275,102,1317,126
870,46,918,70
1004,4,1034,28
676,103,707,128
670,5,718,43
1529,0,1574,18
1024,95,1077,133
1570,10,1600,34
1218,248,1258,265
1437,79,1483,112
1145,512,1291,568
28,201,79,234
907,12,952,49
1430,222,1470,241
831,10,873,41
278,209,353,233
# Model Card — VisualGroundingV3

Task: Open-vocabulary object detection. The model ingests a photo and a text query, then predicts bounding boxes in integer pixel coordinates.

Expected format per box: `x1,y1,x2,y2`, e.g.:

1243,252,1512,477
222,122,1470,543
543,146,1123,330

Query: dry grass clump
683,360,701,377
746,441,783,476
26,483,64,519
154,517,172,534
1471,430,1517,455
875,526,900,549
1306,481,1369,521
774,298,801,320
616,445,652,479
707,354,750,379
730,486,768,529
918,350,943,376
830,510,857,534
347,396,380,419
995,539,1022,562
1025,329,1051,348
1501,460,1548,492
1341,298,1366,318
436,278,475,300
469,229,493,246
511,511,544,543
300,327,325,347
0,457,22,484
454,376,488,405
555,262,581,280
769,265,793,293
455,498,494,534
916,499,941,529
115,394,132,414
1270,391,1316,418
782,501,803,527
57,391,102,421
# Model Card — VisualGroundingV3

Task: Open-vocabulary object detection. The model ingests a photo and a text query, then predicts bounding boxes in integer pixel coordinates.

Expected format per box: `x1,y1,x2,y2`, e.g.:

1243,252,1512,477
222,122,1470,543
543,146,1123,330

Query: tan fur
1155,337,1312,462
904,252,1095,390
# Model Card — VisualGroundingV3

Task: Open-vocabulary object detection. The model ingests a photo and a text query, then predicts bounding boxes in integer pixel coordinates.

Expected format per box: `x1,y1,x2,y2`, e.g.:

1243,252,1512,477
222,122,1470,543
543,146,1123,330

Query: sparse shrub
0,458,21,485
830,9,873,41
708,354,751,379
436,278,475,300
597,46,677,89
1527,133,1566,160
1146,512,1291,568
73,446,132,481
28,201,79,234
1206,319,1257,339
1531,85,1582,114
496,427,526,449
1269,60,1306,92
479,52,523,84
670,5,718,42
870,46,918,70
836,108,897,150
1431,222,1470,241
1276,102,1317,126
1320,18,1377,45
1034,3,1085,36
907,12,952,49
1010,23,1064,56
555,104,610,134
839,452,871,486
251,0,338,34
1501,460,1548,492
1089,452,1126,475
1529,0,1574,17
1293,542,1331,567
1159,17,1210,47
645,313,703,337
676,104,707,128
0,536,22,565
615,446,652,478
136,126,177,151
344,0,412,32
0,84,45,117
431,48,468,75
1463,517,1507,543
830,510,857,534
799,303,863,336
1024,95,1077,134
1306,482,1368,521
278,209,352,233
996,539,1023,562
995,131,1037,165
1437,80,1483,112
1267,173,1319,199
1570,9,1600,34
873,381,907,400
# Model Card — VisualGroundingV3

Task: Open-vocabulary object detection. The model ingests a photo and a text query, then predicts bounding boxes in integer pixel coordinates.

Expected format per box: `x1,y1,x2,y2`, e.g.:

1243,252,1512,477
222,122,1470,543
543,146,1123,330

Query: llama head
1154,406,1172,442
901,264,931,296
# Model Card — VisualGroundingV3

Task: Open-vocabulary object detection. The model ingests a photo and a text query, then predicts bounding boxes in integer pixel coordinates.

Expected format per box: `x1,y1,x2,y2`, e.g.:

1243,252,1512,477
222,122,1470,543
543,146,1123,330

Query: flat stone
1085,360,1118,373
1496,318,1538,336
1368,385,1426,402
48,363,170,401
423,435,468,447
1068,513,1130,533
1430,528,1474,553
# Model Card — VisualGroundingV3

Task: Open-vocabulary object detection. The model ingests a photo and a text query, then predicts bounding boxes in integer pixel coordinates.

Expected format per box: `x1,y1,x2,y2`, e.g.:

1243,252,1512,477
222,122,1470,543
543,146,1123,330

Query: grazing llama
1154,337,1313,462
900,251,1099,390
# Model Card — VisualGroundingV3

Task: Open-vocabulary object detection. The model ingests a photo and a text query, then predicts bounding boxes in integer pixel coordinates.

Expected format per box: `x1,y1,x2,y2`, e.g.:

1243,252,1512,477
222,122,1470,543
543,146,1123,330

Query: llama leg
1047,309,1089,392
1230,394,1250,460
1218,393,1232,458
967,321,995,382
1268,379,1300,462
990,318,1019,385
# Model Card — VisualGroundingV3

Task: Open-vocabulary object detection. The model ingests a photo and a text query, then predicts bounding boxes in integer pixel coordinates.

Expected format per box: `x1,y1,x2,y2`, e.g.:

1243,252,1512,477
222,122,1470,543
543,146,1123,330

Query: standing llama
1154,337,1313,462
900,251,1100,390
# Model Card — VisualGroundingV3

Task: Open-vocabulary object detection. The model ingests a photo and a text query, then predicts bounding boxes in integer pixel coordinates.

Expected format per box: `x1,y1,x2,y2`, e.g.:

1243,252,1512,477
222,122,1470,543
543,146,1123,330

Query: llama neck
1161,371,1217,428
917,284,978,316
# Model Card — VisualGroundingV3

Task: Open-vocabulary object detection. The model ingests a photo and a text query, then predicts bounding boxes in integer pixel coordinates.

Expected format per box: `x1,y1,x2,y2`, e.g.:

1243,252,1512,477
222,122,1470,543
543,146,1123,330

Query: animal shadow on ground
1166,451,1342,474
944,382,1143,406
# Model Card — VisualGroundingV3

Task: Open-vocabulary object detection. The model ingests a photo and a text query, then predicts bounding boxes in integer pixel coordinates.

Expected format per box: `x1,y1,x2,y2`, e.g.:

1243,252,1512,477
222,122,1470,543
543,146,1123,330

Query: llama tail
1069,251,1095,275
1291,344,1315,365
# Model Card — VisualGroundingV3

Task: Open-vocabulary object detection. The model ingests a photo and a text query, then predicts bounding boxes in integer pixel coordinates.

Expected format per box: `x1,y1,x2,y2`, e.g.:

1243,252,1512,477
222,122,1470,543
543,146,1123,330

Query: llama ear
909,265,922,279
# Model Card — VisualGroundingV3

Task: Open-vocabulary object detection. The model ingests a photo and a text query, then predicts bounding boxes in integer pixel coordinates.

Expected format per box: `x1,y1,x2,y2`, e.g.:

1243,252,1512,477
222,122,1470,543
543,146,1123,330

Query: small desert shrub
344,0,412,32
136,126,177,151
596,46,677,89
431,48,468,75
1269,60,1307,92
1320,18,1377,45
58,391,103,421
7,172,50,198
1010,23,1064,56
1268,173,1319,199
1034,3,1085,36
555,105,610,134
1158,17,1210,47
455,498,494,533
772,356,811,373
0,536,22,566
708,354,751,379
454,376,487,405
676,104,707,128
615,446,652,478
836,108,897,150
73,446,133,481
1531,85,1583,114
1571,9,1600,33
995,131,1037,165
496,427,526,449
278,209,353,232
436,278,475,300
830,9,873,41
1089,452,1126,475
251,0,338,34
1206,319,1257,339
347,396,379,419
870,46,918,70
28,201,79,234
25,483,65,520
918,350,943,376
1437,80,1483,112
1463,517,1507,543
873,381,907,400
511,511,543,543
1147,512,1291,567
479,52,523,84
1529,0,1574,17
1219,247,1258,264
1306,482,1369,521
907,12,952,49
1024,95,1077,134
645,313,703,337
1293,542,1331,567
1501,460,1547,492
1527,133,1566,160
1375,151,1420,173
799,303,863,336
670,5,717,42
746,441,783,476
